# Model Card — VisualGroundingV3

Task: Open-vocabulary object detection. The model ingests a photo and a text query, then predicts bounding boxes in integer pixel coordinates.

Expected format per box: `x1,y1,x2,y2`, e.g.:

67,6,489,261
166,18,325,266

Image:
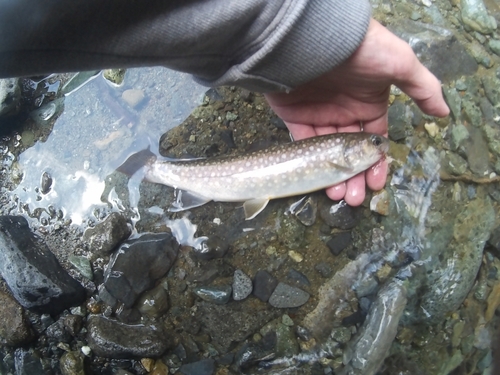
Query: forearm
0,0,371,92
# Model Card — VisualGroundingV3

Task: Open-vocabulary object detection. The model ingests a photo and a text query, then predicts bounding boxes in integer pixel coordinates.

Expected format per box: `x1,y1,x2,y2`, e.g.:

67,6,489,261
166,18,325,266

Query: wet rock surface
0,215,86,314
0,290,34,346
87,315,170,358
101,232,178,308
83,212,131,257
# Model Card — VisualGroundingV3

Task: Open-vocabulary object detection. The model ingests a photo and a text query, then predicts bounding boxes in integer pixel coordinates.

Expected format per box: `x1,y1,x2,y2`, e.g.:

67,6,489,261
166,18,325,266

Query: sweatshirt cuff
196,0,371,92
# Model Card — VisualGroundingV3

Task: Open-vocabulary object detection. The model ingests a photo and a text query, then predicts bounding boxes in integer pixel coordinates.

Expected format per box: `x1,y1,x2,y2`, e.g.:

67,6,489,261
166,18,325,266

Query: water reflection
9,68,206,226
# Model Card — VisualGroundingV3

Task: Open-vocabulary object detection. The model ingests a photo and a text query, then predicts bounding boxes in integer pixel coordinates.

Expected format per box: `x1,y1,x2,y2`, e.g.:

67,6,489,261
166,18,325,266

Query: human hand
265,19,449,206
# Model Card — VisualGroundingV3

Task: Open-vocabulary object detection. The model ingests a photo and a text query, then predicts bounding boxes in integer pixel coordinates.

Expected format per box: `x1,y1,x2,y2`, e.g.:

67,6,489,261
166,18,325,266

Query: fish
143,132,389,220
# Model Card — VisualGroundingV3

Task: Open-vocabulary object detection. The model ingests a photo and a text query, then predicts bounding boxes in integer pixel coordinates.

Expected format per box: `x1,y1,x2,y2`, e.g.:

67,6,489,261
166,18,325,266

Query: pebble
14,348,44,375
370,190,390,216
68,255,93,280
232,269,253,301
388,100,410,141
287,268,310,287
290,195,318,226
87,315,170,358
179,358,215,375
288,250,303,263
83,212,131,257
122,89,145,108
252,270,279,302
101,232,178,308
0,216,86,314
136,283,170,318
268,282,310,308
326,231,352,256
59,351,85,375
424,122,440,138
461,0,497,34
314,262,333,278
320,200,359,229
0,290,33,346
489,39,500,56
193,285,232,305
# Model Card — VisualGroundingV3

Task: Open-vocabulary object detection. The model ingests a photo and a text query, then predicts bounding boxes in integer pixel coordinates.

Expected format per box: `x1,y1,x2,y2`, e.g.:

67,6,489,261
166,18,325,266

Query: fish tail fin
116,147,157,177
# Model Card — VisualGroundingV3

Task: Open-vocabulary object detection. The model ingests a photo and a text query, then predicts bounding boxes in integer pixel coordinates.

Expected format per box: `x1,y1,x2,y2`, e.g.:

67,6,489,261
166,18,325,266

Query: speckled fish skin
145,133,389,219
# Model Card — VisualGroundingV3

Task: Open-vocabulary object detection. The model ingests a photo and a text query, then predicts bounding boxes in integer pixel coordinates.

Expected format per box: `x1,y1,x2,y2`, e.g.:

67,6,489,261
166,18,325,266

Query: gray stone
83,212,131,257
136,283,170,318
482,74,500,106
388,21,478,82
443,87,462,122
462,99,482,127
0,216,86,315
193,285,232,305
68,255,93,280
252,270,279,302
0,78,21,117
14,348,44,375
326,231,352,256
290,195,318,226
319,199,360,229
461,0,497,34
102,232,178,308
314,262,333,278
442,152,468,175
275,323,299,357
450,123,469,150
468,40,494,68
87,315,170,358
0,290,33,346
268,282,310,308
59,351,85,375
179,359,215,375
463,126,490,176
388,100,411,141
489,39,500,56
232,269,252,301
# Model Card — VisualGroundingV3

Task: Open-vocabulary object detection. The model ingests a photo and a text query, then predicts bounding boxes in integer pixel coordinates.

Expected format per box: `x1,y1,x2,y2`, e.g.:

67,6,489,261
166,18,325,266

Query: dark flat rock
0,216,86,315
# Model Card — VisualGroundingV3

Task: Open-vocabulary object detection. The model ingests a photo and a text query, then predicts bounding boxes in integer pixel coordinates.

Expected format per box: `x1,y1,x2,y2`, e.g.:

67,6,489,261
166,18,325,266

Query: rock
0,78,21,117
278,213,305,249
482,74,500,106
68,255,93,280
290,195,318,226
232,269,253,301
87,315,170,358
40,171,53,195
370,190,390,216
103,68,126,86
193,285,232,305
268,283,310,308
0,216,86,315
46,320,72,343
14,348,44,375
388,21,477,82
489,39,500,56
319,199,360,229
83,212,131,257
314,263,333,278
388,100,411,141
122,89,145,108
326,231,352,256
461,0,497,34
275,323,299,357
441,152,468,175
252,270,279,302
463,126,490,176
287,268,310,287
179,359,215,375
0,290,34,346
101,232,178,308
443,87,462,121
136,282,170,318
59,351,85,375
450,123,469,150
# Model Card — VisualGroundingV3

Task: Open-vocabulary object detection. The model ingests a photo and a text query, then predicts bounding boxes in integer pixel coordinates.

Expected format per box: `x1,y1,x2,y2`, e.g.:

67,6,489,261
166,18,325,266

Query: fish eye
371,135,383,147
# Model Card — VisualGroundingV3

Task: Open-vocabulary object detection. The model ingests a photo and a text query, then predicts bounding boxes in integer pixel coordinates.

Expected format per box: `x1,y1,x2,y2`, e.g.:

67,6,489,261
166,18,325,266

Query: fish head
343,133,389,170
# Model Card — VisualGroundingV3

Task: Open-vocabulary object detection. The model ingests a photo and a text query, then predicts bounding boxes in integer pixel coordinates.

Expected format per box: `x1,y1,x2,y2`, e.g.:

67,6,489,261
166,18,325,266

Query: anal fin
243,198,270,220
169,189,210,212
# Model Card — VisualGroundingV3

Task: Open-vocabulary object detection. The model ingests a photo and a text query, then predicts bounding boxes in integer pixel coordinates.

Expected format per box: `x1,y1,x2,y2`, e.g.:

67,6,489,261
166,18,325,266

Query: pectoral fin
327,161,353,173
243,198,270,220
169,189,210,212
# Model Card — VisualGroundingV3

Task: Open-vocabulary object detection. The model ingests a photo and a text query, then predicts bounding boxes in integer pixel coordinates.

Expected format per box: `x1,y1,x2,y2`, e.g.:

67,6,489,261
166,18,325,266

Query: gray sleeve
0,0,371,92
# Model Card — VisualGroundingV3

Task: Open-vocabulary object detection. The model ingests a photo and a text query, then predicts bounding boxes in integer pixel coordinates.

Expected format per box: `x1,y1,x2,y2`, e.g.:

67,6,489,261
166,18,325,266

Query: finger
344,173,366,206
396,54,450,117
285,122,317,140
362,113,388,135
326,182,347,201
366,159,388,191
